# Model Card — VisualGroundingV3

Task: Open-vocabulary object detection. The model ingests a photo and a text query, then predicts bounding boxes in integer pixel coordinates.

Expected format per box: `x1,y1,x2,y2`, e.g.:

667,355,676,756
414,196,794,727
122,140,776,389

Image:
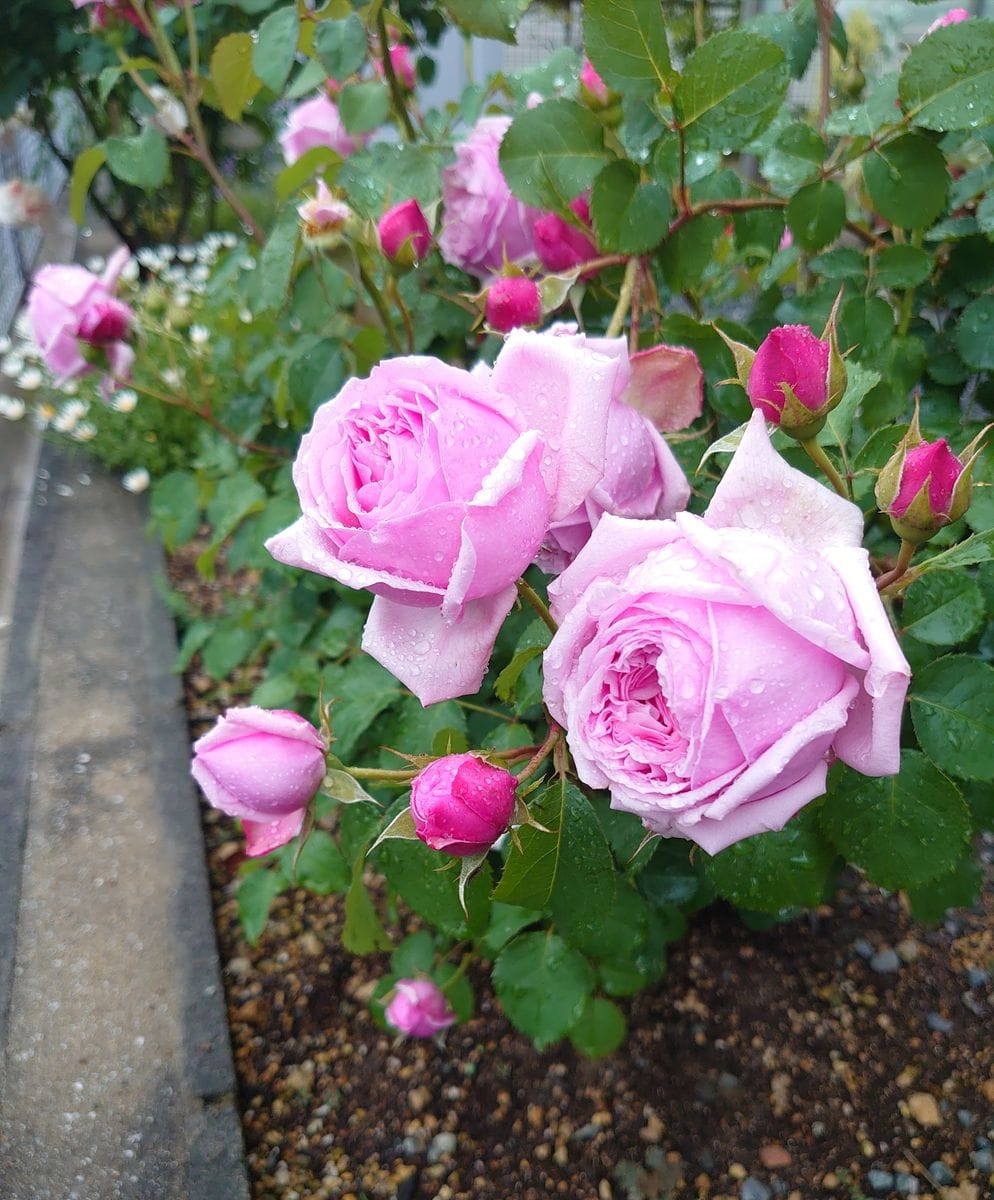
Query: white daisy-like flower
53,399,88,432
173,292,191,309
161,367,183,388
189,264,210,284
85,255,105,273
14,310,32,340
0,336,11,355
238,308,253,324
33,402,55,430
120,256,140,283
189,325,210,347
63,380,79,396
137,247,162,270
73,422,96,442
221,232,238,249
18,367,43,391
112,389,138,413
158,244,177,262
177,245,197,263
1,355,24,377
122,467,151,494
0,394,25,420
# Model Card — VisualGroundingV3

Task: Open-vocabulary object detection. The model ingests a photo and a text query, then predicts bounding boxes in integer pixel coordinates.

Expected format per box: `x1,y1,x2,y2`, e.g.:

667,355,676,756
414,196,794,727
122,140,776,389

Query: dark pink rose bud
533,195,597,274
385,978,456,1038
579,58,611,108
378,198,432,269
410,753,516,856
76,298,133,345
191,707,327,857
925,7,970,36
875,409,985,544
485,276,542,333
389,44,416,90
747,323,846,440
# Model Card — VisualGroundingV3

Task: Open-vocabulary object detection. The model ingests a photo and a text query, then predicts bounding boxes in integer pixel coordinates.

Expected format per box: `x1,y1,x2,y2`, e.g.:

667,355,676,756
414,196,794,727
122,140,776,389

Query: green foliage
500,99,608,210
582,0,674,96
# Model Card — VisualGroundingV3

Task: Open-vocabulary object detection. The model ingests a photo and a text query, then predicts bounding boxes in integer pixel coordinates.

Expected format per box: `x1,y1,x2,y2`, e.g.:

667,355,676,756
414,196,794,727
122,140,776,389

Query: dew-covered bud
378,198,432,269
410,753,516,857
385,978,456,1038
484,276,542,334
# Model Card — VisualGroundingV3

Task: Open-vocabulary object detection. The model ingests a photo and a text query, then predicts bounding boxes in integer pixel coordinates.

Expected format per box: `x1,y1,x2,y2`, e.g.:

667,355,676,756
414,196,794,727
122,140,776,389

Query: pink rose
892,439,964,520
378,198,432,267
485,276,542,332
27,246,134,385
748,324,830,422
266,329,629,705
536,392,690,574
579,59,611,108
191,707,326,857
279,93,364,166
298,180,352,248
375,44,416,91
533,194,597,275
439,115,540,279
925,7,970,35
542,412,910,855
410,754,517,856
385,979,456,1037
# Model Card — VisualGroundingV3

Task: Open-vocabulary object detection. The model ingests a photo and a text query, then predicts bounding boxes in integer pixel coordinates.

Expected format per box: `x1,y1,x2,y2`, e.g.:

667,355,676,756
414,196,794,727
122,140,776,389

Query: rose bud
385,978,456,1038
76,298,133,345
533,194,597,275
375,43,417,91
579,59,615,109
410,753,517,857
378,197,432,269
925,7,970,36
485,276,542,333
746,323,846,441
875,409,986,544
190,707,327,857
298,180,353,250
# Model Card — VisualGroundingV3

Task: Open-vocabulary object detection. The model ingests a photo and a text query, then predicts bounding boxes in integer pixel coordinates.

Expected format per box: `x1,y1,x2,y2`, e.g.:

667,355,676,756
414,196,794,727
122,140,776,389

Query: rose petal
624,343,704,433
705,411,864,550
243,809,307,857
361,587,518,705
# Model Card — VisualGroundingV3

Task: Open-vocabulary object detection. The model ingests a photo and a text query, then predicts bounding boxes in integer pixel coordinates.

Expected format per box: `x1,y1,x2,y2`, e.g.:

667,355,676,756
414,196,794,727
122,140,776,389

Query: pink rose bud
533,194,598,275
410,753,517,857
485,276,542,333
378,197,432,268
579,58,612,108
747,323,846,440
925,7,970,36
875,409,985,544
389,44,416,91
385,978,456,1038
190,707,327,857
77,298,133,345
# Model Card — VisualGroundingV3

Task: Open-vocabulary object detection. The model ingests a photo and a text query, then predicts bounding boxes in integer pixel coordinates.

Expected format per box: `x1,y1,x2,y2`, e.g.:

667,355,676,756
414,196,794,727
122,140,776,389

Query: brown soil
176,549,994,1200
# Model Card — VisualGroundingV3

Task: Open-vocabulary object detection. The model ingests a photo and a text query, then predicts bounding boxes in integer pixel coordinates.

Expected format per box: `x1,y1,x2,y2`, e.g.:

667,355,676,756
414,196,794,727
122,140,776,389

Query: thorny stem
347,766,419,782
358,260,402,353
377,6,417,143
439,952,473,993
130,379,290,458
605,256,638,338
800,437,849,499
876,539,917,593
387,275,416,353
183,0,200,81
515,725,563,785
515,578,558,635
817,0,834,134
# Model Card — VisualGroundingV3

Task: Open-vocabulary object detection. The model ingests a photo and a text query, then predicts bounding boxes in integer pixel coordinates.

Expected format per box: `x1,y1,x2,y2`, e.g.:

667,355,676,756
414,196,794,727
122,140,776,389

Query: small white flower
177,245,197,263
1,354,24,377
0,336,11,355
14,311,32,340
0,394,25,420
161,367,183,388
238,308,253,324
221,232,238,249
162,265,187,285
137,248,162,270
122,468,150,494
85,255,106,274
17,367,43,391
190,264,210,284
112,389,138,413
158,244,176,262
189,325,210,347
173,292,191,309
73,422,96,442
33,403,55,430
63,380,79,396
53,399,88,432
144,86,188,140
120,256,140,283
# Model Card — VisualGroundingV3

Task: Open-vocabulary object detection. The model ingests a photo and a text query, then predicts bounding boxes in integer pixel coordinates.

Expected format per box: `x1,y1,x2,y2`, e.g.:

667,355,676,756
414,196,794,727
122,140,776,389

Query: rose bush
543,414,910,853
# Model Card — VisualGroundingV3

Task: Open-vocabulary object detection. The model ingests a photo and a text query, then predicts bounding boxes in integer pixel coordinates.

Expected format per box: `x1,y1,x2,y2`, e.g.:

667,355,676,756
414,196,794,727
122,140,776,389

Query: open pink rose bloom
266,328,690,706
542,413,910,854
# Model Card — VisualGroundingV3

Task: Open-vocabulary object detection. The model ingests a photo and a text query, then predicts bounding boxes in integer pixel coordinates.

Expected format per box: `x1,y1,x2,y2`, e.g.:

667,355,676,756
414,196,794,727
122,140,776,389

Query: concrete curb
0,447,250,1199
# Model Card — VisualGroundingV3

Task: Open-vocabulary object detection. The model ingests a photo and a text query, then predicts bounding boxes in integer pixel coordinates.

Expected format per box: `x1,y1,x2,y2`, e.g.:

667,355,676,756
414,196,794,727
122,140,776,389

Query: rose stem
800,437,849,499
376,6,417,142
515,725,562,784
604,256,638,339
876,539,917,592
515,578,558,635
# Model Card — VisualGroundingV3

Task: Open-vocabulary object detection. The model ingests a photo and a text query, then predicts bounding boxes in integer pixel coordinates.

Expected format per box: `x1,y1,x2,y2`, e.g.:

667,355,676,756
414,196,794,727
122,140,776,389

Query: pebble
759,1145,792,1169
958,1108,977,1127
908,1092,942,1127
427,1132,457,1164
853,938,875,960
894,1172,919,1195
740,1179,772,1200
870,948,901,974
867,1168,895,1194
896,938,921,963
967,967,990,987
718,1072,741,1093
927,1012,954,1033
929,1161,955,1185
971,1148,993,1172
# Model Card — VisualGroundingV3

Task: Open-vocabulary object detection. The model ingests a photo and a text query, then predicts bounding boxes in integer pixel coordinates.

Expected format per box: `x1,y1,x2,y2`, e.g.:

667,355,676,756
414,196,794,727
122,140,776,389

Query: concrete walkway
0,226,249,1195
